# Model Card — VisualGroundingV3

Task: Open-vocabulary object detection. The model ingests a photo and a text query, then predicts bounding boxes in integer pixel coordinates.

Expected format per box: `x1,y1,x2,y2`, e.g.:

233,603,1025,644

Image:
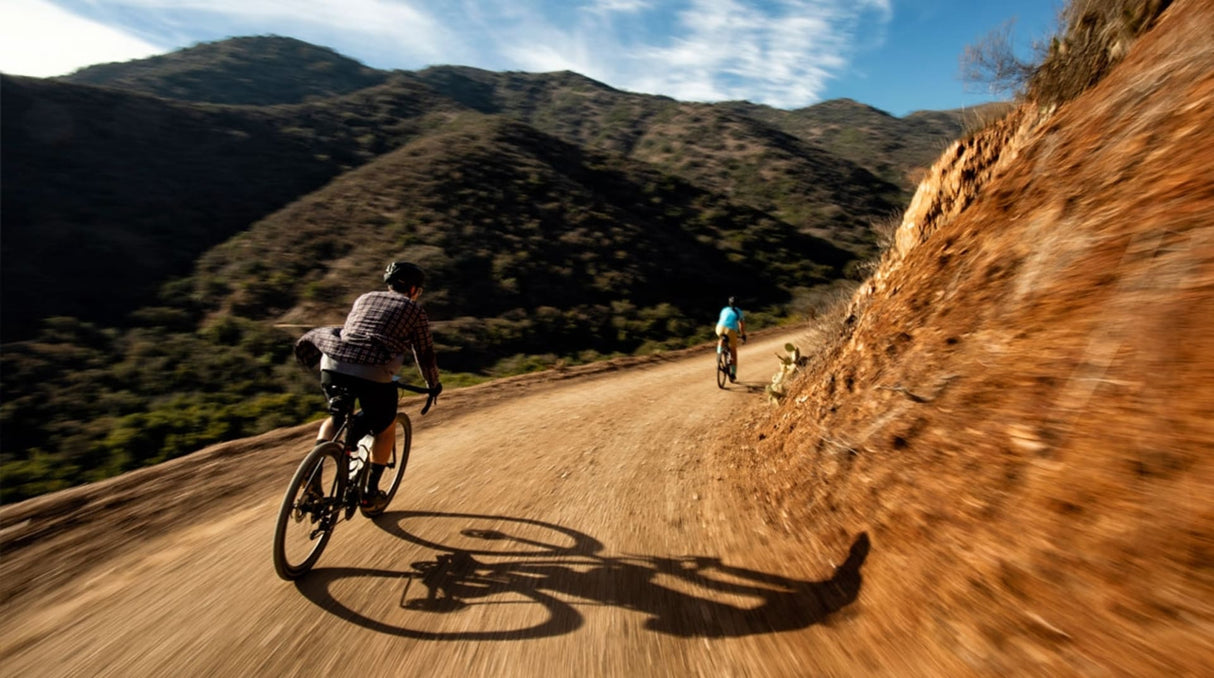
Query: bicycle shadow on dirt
295,511,869,642
722,380,767,394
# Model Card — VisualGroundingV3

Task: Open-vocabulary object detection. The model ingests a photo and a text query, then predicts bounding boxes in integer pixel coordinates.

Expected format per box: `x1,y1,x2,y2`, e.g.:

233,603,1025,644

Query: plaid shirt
295,290,440,386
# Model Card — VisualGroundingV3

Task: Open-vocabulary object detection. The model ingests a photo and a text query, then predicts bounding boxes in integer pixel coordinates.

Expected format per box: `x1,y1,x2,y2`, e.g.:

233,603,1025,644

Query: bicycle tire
360,414,412,518
297,563,578,641
273,442,346,580
716,350,729,389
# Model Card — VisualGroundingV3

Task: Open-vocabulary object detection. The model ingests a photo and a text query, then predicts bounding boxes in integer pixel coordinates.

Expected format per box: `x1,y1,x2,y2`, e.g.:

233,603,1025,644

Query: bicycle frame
716,335,733,389
315,378,433,515
273,377,434,579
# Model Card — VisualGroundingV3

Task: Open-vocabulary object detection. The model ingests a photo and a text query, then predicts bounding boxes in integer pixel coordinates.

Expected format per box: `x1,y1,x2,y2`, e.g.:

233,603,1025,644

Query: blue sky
0,0,1065,116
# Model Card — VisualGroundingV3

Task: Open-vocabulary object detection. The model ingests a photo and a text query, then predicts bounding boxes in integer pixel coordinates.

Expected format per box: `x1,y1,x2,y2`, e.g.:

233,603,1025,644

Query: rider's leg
370,424,394,466
728,331,739,380
317,416,337,443
360,382,400,494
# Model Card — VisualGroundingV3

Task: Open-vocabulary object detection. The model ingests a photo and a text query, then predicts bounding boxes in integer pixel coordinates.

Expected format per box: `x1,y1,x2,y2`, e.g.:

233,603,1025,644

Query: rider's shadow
294,511,869,641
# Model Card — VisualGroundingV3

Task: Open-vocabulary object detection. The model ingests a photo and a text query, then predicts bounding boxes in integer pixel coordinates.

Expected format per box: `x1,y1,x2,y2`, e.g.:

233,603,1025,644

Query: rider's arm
409,307,442,390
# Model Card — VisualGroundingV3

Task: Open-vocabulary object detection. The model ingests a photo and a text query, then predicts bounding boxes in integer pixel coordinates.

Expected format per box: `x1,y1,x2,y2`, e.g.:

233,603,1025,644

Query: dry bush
1028,0,1173,105
961,0,1174,112
870,211,903,252
960,19,1038,99
788,285,864,383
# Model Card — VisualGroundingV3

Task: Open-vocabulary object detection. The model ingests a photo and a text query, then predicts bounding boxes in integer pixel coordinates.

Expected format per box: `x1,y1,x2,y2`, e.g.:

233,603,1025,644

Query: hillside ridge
60,35,390,104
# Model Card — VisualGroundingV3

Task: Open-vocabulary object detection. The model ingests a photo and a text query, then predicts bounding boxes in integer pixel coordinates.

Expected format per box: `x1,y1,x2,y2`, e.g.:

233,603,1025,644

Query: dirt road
0,329,868,677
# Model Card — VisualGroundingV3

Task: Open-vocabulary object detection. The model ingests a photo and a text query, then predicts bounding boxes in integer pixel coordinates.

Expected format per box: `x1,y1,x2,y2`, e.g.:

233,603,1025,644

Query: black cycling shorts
320,370,399,438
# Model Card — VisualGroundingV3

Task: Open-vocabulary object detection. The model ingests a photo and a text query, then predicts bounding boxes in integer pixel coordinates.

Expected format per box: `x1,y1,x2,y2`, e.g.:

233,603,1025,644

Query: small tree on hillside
960,19,1039,99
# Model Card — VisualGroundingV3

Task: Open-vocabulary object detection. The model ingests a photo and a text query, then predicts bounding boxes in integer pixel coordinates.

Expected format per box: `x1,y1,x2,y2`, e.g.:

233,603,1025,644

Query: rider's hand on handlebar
418,382,442,415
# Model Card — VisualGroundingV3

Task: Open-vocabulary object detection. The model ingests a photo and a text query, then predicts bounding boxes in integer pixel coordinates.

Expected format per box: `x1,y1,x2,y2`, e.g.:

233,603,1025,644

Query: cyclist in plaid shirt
295,261,442,512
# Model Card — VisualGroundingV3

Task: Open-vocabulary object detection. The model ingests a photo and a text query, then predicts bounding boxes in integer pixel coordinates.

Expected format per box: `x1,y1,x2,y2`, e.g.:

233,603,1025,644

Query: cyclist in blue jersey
715,296,747,382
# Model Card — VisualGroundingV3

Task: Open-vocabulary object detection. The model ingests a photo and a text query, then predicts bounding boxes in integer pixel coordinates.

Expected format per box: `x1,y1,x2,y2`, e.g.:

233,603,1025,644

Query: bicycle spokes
273,443,344,580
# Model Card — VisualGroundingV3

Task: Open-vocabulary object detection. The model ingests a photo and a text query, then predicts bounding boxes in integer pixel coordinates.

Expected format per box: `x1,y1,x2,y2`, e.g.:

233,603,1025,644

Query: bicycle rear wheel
716,350,729,389
273,442,345,580
360,414,412,518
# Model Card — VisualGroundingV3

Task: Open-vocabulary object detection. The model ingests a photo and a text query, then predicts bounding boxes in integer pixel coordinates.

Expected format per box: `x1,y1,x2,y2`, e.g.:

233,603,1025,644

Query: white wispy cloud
584,0,652,14
2,0,893,108
0,0,162,76
483,0,893,108
49,0,456,64
622,0,892,108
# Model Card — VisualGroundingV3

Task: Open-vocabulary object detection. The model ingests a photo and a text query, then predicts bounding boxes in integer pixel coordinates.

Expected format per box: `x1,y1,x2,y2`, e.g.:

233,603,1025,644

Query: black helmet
384,261,425,292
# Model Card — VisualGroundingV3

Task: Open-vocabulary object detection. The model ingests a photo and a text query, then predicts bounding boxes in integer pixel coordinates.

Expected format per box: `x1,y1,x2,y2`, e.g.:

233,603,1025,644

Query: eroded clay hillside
727,0,1213,673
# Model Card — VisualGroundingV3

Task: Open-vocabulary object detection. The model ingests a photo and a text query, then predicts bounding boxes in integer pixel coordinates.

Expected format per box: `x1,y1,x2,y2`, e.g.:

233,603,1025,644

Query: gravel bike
716,332,747,388
716,334,733,389
273,376,436,580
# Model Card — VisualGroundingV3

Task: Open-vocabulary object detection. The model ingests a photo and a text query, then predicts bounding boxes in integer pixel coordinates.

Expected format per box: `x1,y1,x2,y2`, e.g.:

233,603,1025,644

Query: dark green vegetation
2,36,977,502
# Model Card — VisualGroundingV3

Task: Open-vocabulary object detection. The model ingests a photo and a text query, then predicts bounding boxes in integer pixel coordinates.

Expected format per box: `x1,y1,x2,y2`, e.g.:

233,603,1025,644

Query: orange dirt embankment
726,0,1214,674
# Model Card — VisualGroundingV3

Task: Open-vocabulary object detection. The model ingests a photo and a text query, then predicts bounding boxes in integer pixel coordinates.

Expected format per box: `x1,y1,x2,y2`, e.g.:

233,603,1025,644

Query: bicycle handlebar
393,379,439,415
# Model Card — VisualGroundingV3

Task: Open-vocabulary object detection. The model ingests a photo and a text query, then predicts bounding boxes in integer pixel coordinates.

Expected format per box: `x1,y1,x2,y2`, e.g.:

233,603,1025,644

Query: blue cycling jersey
717,305,743,331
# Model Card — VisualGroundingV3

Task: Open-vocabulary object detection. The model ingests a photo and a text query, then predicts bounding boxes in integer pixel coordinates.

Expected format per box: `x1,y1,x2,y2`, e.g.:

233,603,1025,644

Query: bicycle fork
297,460,334,537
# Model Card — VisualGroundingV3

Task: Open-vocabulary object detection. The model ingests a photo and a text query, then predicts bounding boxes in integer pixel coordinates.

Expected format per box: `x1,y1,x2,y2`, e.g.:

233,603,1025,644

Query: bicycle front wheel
716,351,728,389
360,414,412,518
273,442,345,580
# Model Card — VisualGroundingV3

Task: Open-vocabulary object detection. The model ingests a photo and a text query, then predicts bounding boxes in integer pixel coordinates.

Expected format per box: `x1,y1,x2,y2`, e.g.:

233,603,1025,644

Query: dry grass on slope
723,0,1214,674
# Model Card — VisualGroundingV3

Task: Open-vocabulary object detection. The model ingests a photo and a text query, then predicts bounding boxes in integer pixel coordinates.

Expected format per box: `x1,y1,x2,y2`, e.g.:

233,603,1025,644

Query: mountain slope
60,35,389,104
724,98,1008,192
626,103,901,250
0,75,346,339
3,43,969,342
409,67,905,252
193,113,855,371
0,72,469,340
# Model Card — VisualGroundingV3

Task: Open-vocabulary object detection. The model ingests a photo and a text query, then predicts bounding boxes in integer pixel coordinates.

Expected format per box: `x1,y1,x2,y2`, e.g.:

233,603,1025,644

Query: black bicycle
273,377,436,580
716,334,733,389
